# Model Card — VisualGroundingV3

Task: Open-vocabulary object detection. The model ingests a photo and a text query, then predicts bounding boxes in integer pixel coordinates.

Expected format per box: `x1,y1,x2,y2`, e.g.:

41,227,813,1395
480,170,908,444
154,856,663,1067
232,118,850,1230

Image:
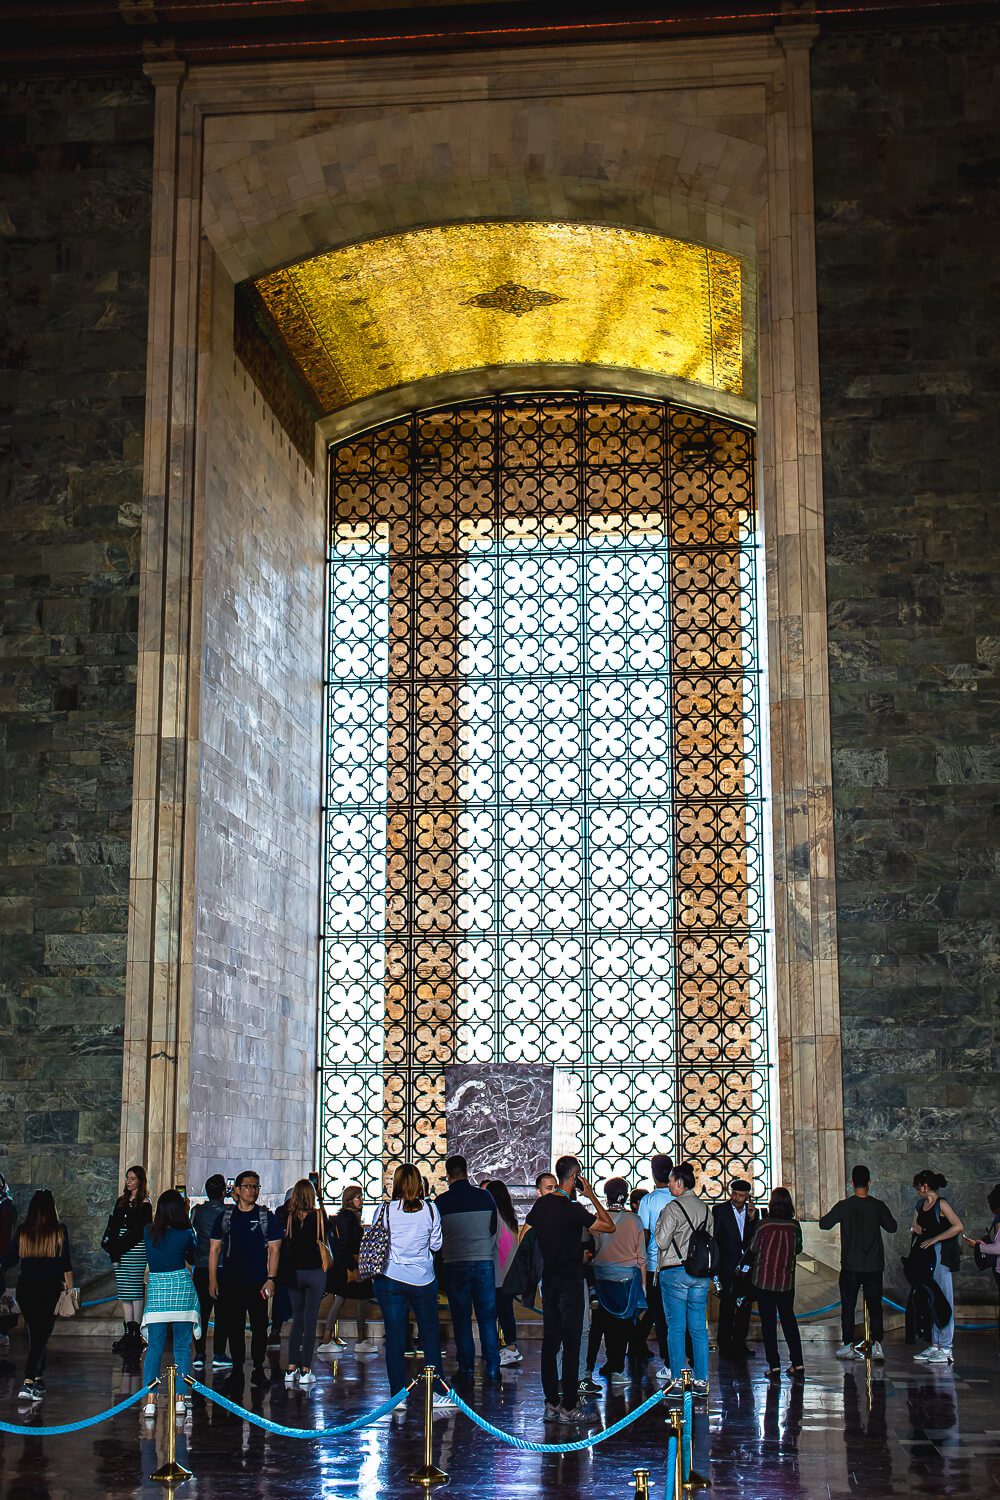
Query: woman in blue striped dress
102,1165,152,1351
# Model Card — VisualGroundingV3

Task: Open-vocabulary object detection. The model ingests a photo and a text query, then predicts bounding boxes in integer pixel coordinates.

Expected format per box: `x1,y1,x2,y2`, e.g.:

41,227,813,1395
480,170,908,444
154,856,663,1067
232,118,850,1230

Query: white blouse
382,1200,443,1286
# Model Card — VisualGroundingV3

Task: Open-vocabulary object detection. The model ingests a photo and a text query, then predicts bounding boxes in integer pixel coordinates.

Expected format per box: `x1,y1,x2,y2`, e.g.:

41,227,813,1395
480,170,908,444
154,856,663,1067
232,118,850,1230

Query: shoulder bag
356,1202,391,1279
55,1286,79,1319
316,1206,333,1274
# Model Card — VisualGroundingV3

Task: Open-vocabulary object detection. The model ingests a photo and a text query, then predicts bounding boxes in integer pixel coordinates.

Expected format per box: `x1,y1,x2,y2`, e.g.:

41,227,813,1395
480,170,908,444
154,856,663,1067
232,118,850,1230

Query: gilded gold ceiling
250,221,744,414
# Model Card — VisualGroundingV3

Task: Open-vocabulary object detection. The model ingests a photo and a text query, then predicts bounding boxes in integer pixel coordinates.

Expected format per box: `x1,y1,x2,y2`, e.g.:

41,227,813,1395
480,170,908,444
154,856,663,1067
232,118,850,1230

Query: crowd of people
1,1156,998,1424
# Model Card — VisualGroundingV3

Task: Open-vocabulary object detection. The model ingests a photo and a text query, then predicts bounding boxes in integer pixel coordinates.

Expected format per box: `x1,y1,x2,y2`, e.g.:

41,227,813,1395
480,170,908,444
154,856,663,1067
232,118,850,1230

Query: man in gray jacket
436,1155,501,1381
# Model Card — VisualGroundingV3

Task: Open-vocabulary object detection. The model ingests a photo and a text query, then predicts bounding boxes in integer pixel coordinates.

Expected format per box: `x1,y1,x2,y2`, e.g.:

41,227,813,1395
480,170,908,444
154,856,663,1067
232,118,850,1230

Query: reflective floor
1,1331,999,1499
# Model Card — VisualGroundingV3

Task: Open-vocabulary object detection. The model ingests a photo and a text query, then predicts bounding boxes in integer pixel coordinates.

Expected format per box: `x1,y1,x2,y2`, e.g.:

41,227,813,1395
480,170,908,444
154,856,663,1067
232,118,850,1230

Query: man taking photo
526,1156,615,1425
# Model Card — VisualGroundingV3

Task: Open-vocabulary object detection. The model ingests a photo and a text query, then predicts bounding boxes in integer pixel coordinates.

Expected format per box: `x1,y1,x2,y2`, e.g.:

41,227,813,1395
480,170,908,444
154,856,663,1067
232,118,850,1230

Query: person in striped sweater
749,1187,804,1379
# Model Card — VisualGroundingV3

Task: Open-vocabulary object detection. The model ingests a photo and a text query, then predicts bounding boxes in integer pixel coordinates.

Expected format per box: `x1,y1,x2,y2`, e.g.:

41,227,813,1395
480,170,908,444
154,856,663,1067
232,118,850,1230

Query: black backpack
673,1200,719,1279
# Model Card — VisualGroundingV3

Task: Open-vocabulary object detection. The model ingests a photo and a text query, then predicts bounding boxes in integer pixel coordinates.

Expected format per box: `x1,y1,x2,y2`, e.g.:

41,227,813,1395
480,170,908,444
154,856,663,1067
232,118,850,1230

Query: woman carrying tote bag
7,1189,74,1404
369,1164,450,1407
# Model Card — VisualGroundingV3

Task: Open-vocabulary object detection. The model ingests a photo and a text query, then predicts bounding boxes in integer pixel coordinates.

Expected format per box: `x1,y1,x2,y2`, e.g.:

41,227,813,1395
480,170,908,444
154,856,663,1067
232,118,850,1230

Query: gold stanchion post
669,1408,684,1500
633,1468,651,1498
409,1365,448,1489
149,1366,192,1484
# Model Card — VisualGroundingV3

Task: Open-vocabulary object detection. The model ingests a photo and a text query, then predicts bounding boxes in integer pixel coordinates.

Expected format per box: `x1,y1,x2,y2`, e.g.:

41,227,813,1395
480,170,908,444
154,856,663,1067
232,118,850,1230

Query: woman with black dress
277,1178,330,1386
911,1169,963,1366
318,1184,378,1354
102,1165,152,1352
6,1189,75,1403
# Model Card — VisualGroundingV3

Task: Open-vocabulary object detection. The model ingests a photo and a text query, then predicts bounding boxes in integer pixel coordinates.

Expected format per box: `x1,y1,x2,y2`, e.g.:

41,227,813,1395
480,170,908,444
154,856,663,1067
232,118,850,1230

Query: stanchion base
683,1472,711,1491
149,1462,192,1484
408,1464,449,1487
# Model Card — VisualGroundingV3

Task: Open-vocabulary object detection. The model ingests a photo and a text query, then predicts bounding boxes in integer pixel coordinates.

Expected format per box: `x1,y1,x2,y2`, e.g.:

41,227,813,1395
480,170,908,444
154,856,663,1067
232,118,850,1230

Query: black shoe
112,1322,129,1353
250,1366,268,1387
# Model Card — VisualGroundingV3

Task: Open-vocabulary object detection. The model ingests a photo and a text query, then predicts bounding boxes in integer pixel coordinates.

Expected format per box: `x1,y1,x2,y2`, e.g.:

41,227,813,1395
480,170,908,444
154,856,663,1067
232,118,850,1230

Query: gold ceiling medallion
464,281,567,317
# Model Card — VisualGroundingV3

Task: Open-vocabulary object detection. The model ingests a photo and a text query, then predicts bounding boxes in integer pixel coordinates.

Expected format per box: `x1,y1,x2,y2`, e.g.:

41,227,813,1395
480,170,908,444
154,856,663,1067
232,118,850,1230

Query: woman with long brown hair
8,1189,74,1403
372,1164,448,1404
101,1164,152,1352
276,1178,329,1387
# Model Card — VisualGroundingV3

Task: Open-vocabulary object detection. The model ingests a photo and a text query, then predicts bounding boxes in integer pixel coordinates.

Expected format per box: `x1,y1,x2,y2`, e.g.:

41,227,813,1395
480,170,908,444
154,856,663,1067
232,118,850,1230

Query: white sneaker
608,1371,630,1387
354,1339,379,1354
870,1342,885,1362
654,1365,672,1382
925,1347,953,1365
143,1400,157,1420
835,1343,862,1360
432,1392,456,1417
318,1337,347,1354
499,1346,522,1366
298,1370,316,1388
175,1396,189,1416
284,1368,299,1386
913,1346,939,1361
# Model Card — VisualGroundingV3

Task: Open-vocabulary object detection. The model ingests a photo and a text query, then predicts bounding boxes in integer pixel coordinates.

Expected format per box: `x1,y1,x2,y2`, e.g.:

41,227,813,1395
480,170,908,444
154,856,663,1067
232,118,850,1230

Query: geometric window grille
320,394,771,1202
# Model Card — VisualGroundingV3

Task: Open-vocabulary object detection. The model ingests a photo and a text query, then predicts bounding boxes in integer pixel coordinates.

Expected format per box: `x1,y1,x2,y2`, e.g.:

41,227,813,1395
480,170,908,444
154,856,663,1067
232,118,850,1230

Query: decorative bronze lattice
320,395,770,1201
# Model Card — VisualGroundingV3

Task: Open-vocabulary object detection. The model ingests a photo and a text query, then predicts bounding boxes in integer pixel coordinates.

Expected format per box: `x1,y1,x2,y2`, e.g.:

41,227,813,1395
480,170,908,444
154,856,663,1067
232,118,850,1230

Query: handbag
317,1207,333,1274
55,1286,79,1319
356,1202,391,1279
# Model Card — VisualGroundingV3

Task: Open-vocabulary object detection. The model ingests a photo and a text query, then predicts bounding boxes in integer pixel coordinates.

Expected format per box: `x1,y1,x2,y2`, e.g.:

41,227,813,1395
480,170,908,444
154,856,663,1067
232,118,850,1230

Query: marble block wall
185,252,325,1204
0,76,153,1280
813,22,1000,1287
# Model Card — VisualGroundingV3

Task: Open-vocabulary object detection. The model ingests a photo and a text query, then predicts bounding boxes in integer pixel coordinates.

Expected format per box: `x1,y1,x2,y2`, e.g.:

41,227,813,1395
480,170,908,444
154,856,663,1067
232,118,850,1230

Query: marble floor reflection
1,1332,998,1499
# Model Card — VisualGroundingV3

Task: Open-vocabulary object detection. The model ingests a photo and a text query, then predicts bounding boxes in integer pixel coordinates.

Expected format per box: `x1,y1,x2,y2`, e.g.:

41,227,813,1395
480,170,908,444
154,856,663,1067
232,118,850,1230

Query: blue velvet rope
185,1376,410,1435
682,1388,693,1481
663,1434,678,1500
0,1383,155,1435
749,1296,996,1330
440,1381,667,1453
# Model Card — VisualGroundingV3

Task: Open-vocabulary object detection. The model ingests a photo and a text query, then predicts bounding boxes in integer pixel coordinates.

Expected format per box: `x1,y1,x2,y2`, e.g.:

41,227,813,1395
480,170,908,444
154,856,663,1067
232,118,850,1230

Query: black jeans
839,1270,884,1343
496,1290,518,1347
217,1280,269,1368
18,1281,60,1379
757,1289,803,1369
650,1272,669,1360
540,1277,585,1410
716,1273,753,1355
193,1267,217,1361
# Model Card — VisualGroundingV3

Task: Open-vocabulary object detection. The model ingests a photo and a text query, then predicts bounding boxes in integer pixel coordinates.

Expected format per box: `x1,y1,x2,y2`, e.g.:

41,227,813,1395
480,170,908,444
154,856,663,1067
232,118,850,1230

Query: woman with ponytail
911,1169,963,1365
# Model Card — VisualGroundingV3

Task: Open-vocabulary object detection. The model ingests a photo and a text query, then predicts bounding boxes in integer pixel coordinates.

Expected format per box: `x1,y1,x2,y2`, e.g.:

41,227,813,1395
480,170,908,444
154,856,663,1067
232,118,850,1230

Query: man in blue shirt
436,1155,501,1381
208,1170,282,1384
637,1153,674,1379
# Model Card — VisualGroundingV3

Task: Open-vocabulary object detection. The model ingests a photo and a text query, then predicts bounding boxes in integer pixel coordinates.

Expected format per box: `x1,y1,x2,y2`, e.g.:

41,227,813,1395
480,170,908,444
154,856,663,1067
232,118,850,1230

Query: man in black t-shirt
819,1164,898,1361
209,1170,282,1383
526,1156,615,1423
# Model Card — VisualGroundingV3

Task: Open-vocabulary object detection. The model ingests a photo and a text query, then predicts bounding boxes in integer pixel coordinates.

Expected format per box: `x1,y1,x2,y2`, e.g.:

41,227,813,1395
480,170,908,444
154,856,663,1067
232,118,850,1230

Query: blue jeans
661,1266,709,1382
143,1320,193,1387
932,1252,955,1350
373,1275,442,1395
443,1260,500,1377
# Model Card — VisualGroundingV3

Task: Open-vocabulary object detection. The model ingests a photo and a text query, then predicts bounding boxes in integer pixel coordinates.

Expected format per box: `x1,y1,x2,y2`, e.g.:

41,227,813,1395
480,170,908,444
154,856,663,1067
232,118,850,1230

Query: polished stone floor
1,1329,999,1499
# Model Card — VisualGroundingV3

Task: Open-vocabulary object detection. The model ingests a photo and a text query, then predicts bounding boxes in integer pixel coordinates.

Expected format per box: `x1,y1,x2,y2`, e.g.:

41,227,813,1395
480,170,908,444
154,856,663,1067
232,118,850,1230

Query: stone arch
201,96,768,284
127,35,843,1221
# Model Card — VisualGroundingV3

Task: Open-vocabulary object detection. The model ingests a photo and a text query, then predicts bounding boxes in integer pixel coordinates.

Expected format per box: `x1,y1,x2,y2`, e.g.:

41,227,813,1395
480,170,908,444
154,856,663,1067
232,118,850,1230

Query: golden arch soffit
247,222,744,416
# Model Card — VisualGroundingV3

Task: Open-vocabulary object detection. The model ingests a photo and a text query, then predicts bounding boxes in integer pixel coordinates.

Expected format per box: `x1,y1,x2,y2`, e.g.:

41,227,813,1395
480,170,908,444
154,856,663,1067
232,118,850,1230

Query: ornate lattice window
320,394,771,1199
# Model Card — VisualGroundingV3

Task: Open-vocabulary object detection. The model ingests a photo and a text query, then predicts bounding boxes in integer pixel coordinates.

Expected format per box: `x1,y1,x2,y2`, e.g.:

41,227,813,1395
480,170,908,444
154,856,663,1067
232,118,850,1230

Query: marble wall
0,76,152,1279
185,253,326,1202
444,1064,554,1188
813,22,1000,1277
